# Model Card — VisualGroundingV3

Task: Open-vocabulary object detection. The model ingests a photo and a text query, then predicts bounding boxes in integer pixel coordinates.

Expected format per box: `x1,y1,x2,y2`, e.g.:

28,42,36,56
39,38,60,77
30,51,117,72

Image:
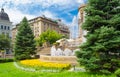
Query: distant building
57,19,70,38
0,8,13,56
12,16,70,44
11,24,19,45
78,4,87,43
0,8,12,38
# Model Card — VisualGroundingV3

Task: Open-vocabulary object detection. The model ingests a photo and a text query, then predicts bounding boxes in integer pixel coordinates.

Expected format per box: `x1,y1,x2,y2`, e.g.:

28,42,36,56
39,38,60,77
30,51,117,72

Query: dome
0,8,10,21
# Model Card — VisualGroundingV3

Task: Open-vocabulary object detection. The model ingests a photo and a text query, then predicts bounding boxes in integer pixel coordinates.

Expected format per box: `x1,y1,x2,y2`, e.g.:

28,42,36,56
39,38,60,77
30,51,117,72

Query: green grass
0,62,116,77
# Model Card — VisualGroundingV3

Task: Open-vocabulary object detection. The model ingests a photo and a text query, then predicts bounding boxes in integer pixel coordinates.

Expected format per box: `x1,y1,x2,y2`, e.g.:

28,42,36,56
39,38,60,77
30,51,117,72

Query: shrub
0,58,14,63
100,69,111,75
115,69,120,77
15,54,31,60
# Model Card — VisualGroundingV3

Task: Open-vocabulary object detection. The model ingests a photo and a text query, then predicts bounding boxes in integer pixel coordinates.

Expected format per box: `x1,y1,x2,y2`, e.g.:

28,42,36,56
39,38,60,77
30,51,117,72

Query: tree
14,17,36,60
0,34,11,58
76,0,120,74
0,34,10,50
36,29,62,46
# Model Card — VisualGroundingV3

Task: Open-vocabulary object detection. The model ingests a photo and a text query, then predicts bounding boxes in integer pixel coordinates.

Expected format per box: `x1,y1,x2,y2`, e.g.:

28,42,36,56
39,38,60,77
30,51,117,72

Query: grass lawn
0,62,116,77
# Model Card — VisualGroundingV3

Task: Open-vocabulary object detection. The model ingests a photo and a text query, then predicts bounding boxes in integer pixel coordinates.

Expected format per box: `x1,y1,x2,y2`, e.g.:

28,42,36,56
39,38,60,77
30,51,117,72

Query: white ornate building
0,8,12,38
0,8,13,56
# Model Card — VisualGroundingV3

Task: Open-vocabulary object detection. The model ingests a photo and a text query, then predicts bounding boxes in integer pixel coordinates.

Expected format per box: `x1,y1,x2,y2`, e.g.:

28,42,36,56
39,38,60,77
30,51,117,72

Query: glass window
4,26,6,30
8,26,10,30
1,25,3,29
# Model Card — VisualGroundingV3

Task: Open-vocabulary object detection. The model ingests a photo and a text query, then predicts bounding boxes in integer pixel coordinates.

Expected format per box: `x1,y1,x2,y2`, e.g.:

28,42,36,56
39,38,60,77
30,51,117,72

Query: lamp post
72,64,76,71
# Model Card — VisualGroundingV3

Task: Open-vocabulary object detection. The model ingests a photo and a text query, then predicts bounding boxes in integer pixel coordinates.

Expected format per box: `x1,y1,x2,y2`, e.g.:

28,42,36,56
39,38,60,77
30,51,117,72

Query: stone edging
13,62,36,72
13,62,85,72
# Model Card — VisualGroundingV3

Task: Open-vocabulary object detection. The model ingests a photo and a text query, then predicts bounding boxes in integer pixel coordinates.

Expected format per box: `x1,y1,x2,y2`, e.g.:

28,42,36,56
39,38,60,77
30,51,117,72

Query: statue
64,46,72,56
50,40,75,56
56,46,64,56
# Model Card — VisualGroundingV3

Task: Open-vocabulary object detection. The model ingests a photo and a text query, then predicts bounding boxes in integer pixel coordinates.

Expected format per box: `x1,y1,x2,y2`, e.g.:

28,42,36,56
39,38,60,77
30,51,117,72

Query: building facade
78,4,87,43
57,19,70,38
12,16,70,43
11,24,19,45
29,16,60,38
0,8,12,38
0,8,13,57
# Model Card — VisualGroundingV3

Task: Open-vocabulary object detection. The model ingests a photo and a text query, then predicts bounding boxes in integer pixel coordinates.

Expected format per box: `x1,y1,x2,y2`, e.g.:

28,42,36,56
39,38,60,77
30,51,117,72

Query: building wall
59,26,70,38
12,16,70,44
78,4,87,43
0,19,12,38
0,9,13,55
29,17,61,38
11,27,17,44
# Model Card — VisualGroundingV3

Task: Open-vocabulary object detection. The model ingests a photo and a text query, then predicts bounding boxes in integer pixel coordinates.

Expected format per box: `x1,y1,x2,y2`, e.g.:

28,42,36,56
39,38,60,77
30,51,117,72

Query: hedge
0,58,14,63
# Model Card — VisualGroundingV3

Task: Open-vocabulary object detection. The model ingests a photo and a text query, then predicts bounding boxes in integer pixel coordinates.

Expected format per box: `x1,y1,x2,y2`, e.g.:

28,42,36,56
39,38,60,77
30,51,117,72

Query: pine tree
76,0,120,73
14,17,36,60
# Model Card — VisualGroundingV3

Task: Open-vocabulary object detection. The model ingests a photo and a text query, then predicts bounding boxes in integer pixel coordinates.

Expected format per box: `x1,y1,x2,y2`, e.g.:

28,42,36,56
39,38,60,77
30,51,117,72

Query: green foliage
77,0,120,74
0,58,14,63
115,69,120,77
36,29,62,46
0,34,10,50
0,62,116,77
14,17,36,60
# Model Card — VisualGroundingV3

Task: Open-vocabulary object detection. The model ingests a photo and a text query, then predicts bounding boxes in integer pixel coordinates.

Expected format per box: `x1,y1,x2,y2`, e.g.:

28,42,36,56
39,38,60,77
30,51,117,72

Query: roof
78,4,86,11
0,8,10,21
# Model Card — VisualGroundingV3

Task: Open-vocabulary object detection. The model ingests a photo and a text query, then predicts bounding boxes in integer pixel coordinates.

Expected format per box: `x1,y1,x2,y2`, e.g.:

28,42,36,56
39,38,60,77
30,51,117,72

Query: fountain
40,39,78,65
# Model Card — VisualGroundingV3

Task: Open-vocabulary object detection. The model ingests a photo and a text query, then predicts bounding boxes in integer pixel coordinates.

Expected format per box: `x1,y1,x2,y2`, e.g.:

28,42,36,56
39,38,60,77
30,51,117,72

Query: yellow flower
20,59,71,69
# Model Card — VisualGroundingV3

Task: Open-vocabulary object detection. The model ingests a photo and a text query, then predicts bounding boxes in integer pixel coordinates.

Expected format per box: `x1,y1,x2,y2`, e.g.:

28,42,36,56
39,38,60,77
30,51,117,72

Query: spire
1,8,4,12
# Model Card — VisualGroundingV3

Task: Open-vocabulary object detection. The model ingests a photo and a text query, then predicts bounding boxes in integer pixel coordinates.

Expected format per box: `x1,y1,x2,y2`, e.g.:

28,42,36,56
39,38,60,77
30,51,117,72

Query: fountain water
40,41,78,65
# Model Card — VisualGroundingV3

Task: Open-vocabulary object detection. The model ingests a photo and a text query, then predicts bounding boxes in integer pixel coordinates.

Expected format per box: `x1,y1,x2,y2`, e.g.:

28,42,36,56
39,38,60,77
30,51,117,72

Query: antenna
1,1,7,9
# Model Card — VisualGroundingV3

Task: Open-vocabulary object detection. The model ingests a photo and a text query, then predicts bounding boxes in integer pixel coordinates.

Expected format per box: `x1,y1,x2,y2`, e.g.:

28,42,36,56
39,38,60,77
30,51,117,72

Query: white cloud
0,0,85,10
77,0,85,4
0,0,86,25
40,10,56,19
5,8,57,25
5,8,36,25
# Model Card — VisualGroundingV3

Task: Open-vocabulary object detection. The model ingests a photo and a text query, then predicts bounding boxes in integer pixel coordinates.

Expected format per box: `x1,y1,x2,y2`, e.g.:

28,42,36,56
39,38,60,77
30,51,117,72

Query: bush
115,69,120,77
100,69,111,75
15,54,31,60
0,58,14,63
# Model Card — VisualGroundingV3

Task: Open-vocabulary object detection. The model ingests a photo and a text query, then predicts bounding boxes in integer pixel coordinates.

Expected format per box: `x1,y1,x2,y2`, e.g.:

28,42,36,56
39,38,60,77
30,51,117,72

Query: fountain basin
40,55,78,65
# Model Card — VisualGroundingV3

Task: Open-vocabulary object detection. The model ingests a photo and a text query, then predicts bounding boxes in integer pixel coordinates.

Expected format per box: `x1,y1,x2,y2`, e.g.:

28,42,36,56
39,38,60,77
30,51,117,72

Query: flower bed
20,59,71,70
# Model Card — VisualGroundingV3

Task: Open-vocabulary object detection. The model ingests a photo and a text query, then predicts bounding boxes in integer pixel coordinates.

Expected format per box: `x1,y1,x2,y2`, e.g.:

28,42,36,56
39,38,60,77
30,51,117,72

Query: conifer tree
14,17,36,60
76,0,120,73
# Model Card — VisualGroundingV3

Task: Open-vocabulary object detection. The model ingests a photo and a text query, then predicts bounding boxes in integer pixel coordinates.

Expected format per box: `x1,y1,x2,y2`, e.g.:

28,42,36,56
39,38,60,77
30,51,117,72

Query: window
8,26,10,30
4,26,6,30
1,25,3,29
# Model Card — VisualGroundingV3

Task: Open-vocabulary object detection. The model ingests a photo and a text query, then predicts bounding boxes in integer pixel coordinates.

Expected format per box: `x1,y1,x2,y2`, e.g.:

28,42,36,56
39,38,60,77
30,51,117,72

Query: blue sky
0,0,88,38
0,0,87,25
